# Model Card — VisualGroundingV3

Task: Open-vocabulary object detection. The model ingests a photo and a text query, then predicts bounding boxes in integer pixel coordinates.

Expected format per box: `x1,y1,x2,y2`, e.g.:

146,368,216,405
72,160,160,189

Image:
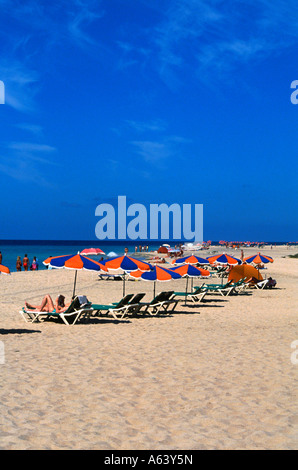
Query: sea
0,240,164,272
0,240,294,273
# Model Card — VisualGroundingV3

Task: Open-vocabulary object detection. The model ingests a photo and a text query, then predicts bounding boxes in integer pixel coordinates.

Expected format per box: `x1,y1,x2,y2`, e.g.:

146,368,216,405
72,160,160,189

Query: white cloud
0,61,39,113
139,0,298,86
15,123,44,135
125,119,167,133
131,140,171,162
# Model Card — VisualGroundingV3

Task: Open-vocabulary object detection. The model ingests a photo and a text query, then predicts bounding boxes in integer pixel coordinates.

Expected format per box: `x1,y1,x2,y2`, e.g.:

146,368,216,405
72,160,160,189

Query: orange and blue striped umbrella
43,253,107,297
171,255,209,266
43,253,107,271
243,253,273,264
207,253,241,265
0,264,10,275
130,265,181,298
243,253,273,280
171,264,210,277
102,255,151,296
171,264,210,302
103,255,151,273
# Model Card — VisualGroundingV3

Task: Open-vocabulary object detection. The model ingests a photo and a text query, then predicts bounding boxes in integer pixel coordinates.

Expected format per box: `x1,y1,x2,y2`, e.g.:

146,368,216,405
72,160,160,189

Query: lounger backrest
164,291,174,299
130,293,146,304
64,296,81,313
115,294,134,308
193,286,203,293
150,291,167,305
224,280,233,288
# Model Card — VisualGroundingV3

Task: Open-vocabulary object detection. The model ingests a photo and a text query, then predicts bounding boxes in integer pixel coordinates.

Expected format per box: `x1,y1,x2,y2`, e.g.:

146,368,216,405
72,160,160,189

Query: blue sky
0,0,297,241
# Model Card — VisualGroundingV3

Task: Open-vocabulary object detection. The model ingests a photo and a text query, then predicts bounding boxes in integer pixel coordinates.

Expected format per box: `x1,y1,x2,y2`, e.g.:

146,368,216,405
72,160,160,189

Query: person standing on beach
16,256,22,271
23,254,29,271
31,256,37,270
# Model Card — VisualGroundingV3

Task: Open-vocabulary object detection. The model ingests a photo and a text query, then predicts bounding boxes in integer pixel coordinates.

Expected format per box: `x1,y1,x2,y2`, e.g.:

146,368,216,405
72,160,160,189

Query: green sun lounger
137,291,178,316
92,293,142,320
196,280,236,296
173,285,206,303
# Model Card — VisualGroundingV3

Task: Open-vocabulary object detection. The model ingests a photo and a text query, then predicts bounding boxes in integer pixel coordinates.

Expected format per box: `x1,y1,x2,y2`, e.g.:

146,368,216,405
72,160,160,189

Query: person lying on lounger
24,294,70,313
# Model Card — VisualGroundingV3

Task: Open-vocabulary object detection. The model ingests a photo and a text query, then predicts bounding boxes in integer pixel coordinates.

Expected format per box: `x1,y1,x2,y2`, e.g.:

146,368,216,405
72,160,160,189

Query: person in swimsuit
31,256,38,270
24,294,70,313
23,254,29,271
16,256,22,271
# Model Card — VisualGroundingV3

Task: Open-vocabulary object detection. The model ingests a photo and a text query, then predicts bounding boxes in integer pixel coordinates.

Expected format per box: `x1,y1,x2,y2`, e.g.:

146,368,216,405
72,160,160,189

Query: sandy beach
0,245,297,450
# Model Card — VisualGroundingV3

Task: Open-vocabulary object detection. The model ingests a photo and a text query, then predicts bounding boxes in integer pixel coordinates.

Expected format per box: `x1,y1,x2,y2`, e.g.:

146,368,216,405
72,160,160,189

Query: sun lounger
248,277,276,289
197,280,236,296
173,285,206,303
91,293,138,320
111,293,146,306
20,296,94,325
233,278,250,292
98,273,123,281
202,278,248,295
209,266,229,278
110,293,147,317
137,291,178,316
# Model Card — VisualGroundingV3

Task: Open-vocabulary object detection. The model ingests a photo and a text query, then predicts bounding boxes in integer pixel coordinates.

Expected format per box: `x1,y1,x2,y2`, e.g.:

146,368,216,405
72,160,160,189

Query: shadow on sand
0,328,42,335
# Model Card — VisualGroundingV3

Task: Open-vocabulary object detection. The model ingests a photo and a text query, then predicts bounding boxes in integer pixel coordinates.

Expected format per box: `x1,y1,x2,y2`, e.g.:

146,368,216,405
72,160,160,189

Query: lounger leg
20,310,31,322
59,314,70,325
72,312,84,325
31,313,42,323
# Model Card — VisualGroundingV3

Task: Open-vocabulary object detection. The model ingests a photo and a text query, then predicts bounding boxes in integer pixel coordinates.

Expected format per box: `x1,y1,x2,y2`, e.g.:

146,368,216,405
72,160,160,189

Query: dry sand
0,245,297,450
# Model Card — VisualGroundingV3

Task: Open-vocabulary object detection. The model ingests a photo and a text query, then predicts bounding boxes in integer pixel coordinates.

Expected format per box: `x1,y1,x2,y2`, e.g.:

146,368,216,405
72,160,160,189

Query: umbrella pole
73,270,77,298
184,277,189,306
154,281,156,299
123,273,126,297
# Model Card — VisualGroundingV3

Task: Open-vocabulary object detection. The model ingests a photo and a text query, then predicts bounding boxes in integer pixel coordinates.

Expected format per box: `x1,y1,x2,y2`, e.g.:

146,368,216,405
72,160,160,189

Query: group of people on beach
16,254,39,271
135,245,149,252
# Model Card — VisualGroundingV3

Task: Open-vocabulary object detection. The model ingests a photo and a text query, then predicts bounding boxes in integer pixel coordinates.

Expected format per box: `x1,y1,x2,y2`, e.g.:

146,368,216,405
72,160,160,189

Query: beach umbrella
130,265,181,299
102,255,152,296
228,264,263,283
243,253,273,265
43,253,107,297
80,247,105,256
243,252,273,280
206,253,241,284
171,264,210,304
0,264,10,275
207,253,242,265
171,254,209,266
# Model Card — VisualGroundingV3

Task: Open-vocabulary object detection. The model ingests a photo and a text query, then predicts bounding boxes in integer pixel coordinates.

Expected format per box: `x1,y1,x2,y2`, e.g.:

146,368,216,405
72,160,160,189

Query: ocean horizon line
0,239,296,245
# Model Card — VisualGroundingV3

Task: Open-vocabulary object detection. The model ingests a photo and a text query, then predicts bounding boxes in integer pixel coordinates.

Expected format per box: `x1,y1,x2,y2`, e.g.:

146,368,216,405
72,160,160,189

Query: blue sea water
0,240,162,272
0,240,293,273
